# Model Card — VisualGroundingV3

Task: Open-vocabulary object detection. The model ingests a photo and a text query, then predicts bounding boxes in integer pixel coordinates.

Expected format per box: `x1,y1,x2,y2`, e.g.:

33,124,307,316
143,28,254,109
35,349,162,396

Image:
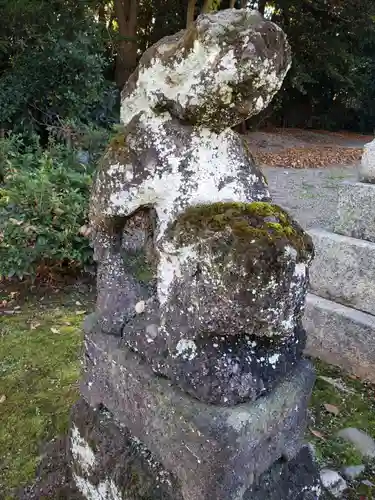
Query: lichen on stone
120,9,291,131
87,8,311,405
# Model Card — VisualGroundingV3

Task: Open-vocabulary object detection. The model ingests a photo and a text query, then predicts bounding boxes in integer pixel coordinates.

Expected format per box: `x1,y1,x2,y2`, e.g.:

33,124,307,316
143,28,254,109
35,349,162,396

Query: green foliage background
0,135,98,279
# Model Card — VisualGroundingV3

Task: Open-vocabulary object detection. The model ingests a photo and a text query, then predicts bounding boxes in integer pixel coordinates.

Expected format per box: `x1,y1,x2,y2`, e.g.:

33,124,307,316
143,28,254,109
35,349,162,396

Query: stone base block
334,181,375,243
69,398,321,500
309,228,375,315
80,331,315,500
303,293,375,383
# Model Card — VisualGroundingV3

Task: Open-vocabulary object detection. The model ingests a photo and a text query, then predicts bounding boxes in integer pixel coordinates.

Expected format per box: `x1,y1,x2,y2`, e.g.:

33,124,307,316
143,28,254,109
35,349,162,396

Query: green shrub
0,135,96,280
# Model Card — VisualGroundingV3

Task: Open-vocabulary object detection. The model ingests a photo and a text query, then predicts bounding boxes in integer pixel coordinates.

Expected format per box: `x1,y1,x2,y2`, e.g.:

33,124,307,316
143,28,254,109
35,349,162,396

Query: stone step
303,293,375,383
334,181,375,243
308,228,375,316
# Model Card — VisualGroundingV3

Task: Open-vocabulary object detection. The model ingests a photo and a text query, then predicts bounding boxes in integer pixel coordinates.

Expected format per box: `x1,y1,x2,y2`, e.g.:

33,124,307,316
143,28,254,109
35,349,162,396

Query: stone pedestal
69,331,318,500
69,397,320,500
67,9,321,500
304,140,375,383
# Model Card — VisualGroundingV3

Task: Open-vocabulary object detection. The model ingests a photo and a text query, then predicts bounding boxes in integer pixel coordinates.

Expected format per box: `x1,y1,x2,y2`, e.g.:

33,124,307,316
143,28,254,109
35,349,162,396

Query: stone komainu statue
71,10,320,500
89,8,313,405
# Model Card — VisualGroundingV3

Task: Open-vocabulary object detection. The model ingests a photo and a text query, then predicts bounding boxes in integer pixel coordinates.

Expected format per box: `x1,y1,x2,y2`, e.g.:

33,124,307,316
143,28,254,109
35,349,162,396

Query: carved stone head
121,9,291,130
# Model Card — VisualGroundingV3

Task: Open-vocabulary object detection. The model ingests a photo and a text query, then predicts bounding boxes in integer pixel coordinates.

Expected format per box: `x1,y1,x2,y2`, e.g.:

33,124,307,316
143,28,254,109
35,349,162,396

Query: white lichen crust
121,9,291,130
71,424,122,500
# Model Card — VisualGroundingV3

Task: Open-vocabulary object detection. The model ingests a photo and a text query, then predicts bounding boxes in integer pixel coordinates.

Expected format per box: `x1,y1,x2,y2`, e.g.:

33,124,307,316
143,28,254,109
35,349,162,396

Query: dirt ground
245,128,372,168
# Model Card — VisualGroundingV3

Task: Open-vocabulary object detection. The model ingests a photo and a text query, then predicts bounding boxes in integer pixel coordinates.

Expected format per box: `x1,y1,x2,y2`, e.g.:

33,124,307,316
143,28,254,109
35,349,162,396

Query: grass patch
0,286,93,499
308,359,375,498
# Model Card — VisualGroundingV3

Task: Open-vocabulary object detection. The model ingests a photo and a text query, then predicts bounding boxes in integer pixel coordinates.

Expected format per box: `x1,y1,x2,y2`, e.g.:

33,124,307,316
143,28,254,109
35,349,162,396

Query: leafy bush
0,0,119,137
0,135,97,280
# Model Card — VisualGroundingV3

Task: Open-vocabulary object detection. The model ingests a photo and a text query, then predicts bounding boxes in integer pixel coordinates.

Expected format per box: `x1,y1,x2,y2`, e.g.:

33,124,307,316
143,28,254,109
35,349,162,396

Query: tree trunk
186,0,196,27
201,0,212,13
229,0,236,8
114,0,138,89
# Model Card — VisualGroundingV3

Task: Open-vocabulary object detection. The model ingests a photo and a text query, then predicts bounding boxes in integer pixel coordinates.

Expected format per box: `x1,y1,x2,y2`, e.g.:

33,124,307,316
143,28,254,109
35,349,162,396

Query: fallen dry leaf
50,327,60,334
323,403,340,416
0,395,6,403
75,310,86,315
252,146,363,169
309,428,326,440
30,322,41,330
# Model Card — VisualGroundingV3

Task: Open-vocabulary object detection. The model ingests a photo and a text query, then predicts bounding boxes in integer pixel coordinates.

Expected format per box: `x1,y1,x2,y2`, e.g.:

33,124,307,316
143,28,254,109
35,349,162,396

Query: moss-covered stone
169,201,313,263
0,290,91,497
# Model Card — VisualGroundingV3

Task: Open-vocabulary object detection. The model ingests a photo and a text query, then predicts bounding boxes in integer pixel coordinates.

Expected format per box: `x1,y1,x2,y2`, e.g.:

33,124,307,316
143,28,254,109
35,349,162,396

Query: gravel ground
263,165,358,231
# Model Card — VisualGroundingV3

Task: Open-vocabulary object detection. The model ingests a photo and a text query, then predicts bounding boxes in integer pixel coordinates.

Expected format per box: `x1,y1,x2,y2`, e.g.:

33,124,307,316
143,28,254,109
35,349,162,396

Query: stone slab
308,228,375,315
20,436,84,500
81,331,315,500
303,293,375,383
69,398,321,500
334,181,375,243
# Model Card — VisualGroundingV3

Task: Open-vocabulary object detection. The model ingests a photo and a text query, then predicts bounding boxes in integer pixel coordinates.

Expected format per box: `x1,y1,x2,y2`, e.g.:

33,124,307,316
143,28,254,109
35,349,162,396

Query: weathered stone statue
69,9,320,499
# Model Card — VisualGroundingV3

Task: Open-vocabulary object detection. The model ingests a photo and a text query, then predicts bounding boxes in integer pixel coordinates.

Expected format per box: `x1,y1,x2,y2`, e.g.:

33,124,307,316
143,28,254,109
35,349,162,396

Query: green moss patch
98,127,131,171
170,201,313,262
122,249,155,284
0,288,93,499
